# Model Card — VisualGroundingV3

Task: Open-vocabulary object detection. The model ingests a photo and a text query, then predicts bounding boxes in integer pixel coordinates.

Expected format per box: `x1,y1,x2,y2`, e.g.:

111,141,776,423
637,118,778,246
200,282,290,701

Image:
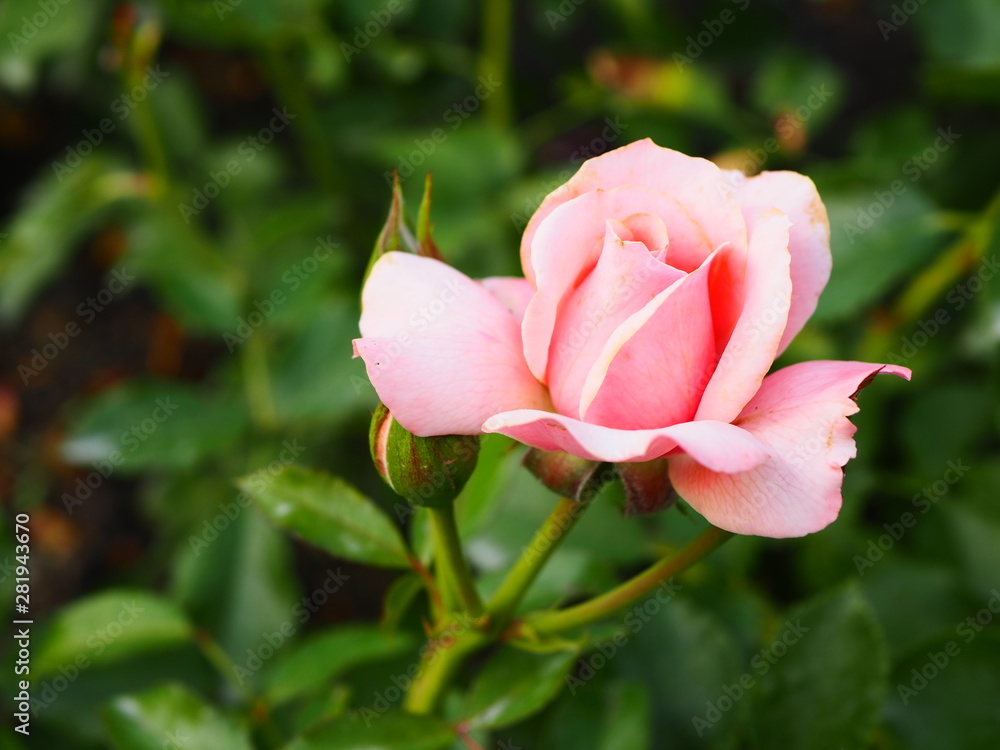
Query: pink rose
354,139,910,537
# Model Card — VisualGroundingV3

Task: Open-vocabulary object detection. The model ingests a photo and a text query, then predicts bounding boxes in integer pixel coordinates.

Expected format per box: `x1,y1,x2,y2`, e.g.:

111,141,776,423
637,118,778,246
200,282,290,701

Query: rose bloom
354,140,910,537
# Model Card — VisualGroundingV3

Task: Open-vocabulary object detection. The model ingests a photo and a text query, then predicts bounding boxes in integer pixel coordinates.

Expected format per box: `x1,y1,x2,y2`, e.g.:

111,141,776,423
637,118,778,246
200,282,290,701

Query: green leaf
597,681,651,750
240,465,412,568
915,0,1000,71
883,632,1000,749
859,560,970,660
462,647,579,730
60,380,249,475
172,504,301,678
124,208,244,334
749,585,889,750
264,626,416,704
381,573,426,631
614,597,743,749
268,302,373,427
104,683,252,750
0,156,126,321
946,506,1000,596
284,712,454,750
159,0,329,47
901,383,994,472
815,186,945,321
0,0,100,91
34,590,193,677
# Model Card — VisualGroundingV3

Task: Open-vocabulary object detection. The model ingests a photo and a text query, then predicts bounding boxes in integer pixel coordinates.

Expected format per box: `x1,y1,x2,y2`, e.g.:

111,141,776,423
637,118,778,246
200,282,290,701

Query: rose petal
522,138,748,283
579,245,725,430
481,276,535,323
696,208,792,423
522,185,715,381
669,361,912,538
354,252,550,436
483,409,769,468
613,212,669,258
547,223,685,417
727,169,831,354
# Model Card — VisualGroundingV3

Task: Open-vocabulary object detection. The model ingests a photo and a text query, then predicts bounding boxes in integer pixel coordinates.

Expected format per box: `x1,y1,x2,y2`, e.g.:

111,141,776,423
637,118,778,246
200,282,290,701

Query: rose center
610,212,669,261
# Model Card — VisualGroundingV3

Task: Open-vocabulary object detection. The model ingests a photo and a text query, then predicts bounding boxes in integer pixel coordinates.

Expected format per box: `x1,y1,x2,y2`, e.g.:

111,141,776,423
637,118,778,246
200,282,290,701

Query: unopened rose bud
523,447,609,503
615,459,675,516
369,403,479,507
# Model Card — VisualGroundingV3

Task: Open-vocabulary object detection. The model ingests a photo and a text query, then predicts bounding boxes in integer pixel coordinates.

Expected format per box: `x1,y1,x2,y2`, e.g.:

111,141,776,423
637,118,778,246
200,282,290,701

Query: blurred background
1,0,999,748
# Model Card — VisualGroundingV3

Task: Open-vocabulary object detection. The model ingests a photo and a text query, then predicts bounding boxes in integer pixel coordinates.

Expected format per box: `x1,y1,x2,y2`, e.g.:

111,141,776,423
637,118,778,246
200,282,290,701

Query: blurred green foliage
1,0,999,748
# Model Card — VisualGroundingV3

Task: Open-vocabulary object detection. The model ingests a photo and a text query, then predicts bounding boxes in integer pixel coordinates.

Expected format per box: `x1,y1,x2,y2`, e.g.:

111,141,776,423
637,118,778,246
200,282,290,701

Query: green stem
196,630,253,701
518,525,733,637
483,497,589,633
196,631,284,747
478,0,512,127
404,497,590,714
120,20,170,192
241,333,278,431
428,504,483,616
408,555,446,623
403,624,489,715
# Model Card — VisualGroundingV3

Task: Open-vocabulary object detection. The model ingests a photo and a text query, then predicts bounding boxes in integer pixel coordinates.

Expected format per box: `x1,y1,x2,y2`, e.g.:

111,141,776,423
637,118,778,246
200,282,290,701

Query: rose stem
405,496,590,714
428,504,483,617
513,525,734,638
482,496,591,635
403,624,489,715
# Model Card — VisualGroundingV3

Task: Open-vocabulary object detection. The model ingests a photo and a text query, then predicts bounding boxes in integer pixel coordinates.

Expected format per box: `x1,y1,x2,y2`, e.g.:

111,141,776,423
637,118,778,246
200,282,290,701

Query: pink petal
546,224,685,417
727,170,831,355
696,209,792,423
521,139,747,284
483,409,769,468
613,212,669,258
354,252,550,436
522,185,715,381
580,245,726,430
480,276,535,323
669,361,912,538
